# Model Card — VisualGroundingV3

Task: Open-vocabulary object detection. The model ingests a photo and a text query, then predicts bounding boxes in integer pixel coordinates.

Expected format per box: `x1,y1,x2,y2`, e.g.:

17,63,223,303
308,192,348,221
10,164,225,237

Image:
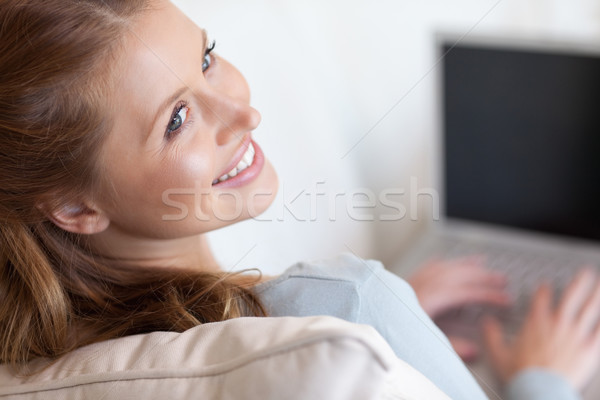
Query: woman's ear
45,203,110,235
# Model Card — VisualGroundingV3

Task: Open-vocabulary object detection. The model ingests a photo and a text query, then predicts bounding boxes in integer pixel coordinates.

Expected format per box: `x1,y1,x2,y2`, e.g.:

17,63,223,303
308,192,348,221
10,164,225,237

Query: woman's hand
408,257,512,318
408,257,512,360
482,268,600,392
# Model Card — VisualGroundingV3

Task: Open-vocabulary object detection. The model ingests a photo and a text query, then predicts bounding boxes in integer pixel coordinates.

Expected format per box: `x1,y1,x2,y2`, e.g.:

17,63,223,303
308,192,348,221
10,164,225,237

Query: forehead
109,0,203,140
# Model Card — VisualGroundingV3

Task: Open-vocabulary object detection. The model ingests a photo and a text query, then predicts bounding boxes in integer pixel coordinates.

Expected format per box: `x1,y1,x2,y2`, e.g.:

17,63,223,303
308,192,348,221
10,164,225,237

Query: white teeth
243,144,255,165
213,143,256,184
237,161,248,171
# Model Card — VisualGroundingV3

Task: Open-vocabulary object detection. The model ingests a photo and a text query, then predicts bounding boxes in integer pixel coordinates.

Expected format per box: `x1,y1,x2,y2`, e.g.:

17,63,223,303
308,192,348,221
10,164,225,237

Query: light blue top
254,253,580,400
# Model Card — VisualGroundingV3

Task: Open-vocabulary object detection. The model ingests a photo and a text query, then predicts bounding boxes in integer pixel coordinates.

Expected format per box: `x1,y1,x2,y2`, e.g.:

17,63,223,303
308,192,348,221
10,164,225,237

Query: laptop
391,33,600,399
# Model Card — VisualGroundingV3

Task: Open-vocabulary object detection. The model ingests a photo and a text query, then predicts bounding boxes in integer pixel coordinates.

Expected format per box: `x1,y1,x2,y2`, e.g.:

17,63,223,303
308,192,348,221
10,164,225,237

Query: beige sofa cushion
0,316,449,400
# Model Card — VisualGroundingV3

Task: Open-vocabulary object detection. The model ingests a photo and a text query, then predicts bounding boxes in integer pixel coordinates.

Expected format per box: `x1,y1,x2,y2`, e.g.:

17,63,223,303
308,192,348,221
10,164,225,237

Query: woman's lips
212,139,265,188
213,133,252,181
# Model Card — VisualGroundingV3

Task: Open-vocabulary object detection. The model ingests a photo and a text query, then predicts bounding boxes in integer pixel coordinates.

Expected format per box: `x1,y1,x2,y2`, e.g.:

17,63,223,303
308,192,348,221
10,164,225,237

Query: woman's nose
199,88,261,146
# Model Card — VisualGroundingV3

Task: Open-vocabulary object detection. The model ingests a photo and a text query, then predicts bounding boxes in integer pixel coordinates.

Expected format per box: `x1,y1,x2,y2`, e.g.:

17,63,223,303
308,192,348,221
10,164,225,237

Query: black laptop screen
442,42,600,242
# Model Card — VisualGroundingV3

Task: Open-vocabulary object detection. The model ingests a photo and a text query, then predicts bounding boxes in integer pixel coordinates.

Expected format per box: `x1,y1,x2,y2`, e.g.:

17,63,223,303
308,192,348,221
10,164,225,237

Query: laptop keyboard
432,238,596,338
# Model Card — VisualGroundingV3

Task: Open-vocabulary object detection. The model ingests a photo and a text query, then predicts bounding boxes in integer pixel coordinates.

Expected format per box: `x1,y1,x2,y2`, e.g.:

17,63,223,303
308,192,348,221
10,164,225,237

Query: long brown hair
0,0,265,368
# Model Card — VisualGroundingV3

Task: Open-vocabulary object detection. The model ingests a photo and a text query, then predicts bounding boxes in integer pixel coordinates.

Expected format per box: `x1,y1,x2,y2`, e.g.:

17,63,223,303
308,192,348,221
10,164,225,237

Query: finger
466,272,509,289
557,268,596,322
576,278,600,337
482,316,509,380
454,287,513,308
429,256,507,288
448,336,479,362
592,317,600,351
431,285,512,312
527,281,552,324
449,263,508,287
408,258,444,281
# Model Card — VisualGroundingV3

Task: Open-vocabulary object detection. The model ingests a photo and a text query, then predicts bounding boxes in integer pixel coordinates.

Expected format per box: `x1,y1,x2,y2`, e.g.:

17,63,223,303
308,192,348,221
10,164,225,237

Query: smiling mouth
212,142,256,185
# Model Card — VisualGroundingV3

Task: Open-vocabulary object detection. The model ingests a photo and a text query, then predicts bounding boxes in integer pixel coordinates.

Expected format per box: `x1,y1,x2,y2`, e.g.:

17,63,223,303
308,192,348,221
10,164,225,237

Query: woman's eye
202,40,216,72
166,105,188,137
202,53,212,72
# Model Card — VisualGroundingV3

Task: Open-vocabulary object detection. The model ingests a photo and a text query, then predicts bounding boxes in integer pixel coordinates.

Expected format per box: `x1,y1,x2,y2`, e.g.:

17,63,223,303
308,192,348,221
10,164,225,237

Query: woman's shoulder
253,253,403,321
256,252,386,290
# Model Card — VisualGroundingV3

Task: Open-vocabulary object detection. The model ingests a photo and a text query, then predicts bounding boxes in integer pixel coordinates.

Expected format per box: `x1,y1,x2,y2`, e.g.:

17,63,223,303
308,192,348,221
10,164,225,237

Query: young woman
1,1,599,399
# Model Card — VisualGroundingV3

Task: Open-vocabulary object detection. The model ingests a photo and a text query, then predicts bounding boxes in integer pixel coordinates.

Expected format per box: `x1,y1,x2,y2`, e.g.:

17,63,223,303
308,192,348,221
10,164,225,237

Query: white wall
172,0,600,274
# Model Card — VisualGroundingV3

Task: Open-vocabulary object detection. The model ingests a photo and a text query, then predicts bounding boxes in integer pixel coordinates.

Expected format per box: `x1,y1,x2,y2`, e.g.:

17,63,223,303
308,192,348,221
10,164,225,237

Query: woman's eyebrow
147,29,208,139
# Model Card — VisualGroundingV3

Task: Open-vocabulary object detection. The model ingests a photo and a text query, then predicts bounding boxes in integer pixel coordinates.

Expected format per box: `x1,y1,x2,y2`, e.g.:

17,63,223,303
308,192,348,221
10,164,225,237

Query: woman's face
94,0,278,239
